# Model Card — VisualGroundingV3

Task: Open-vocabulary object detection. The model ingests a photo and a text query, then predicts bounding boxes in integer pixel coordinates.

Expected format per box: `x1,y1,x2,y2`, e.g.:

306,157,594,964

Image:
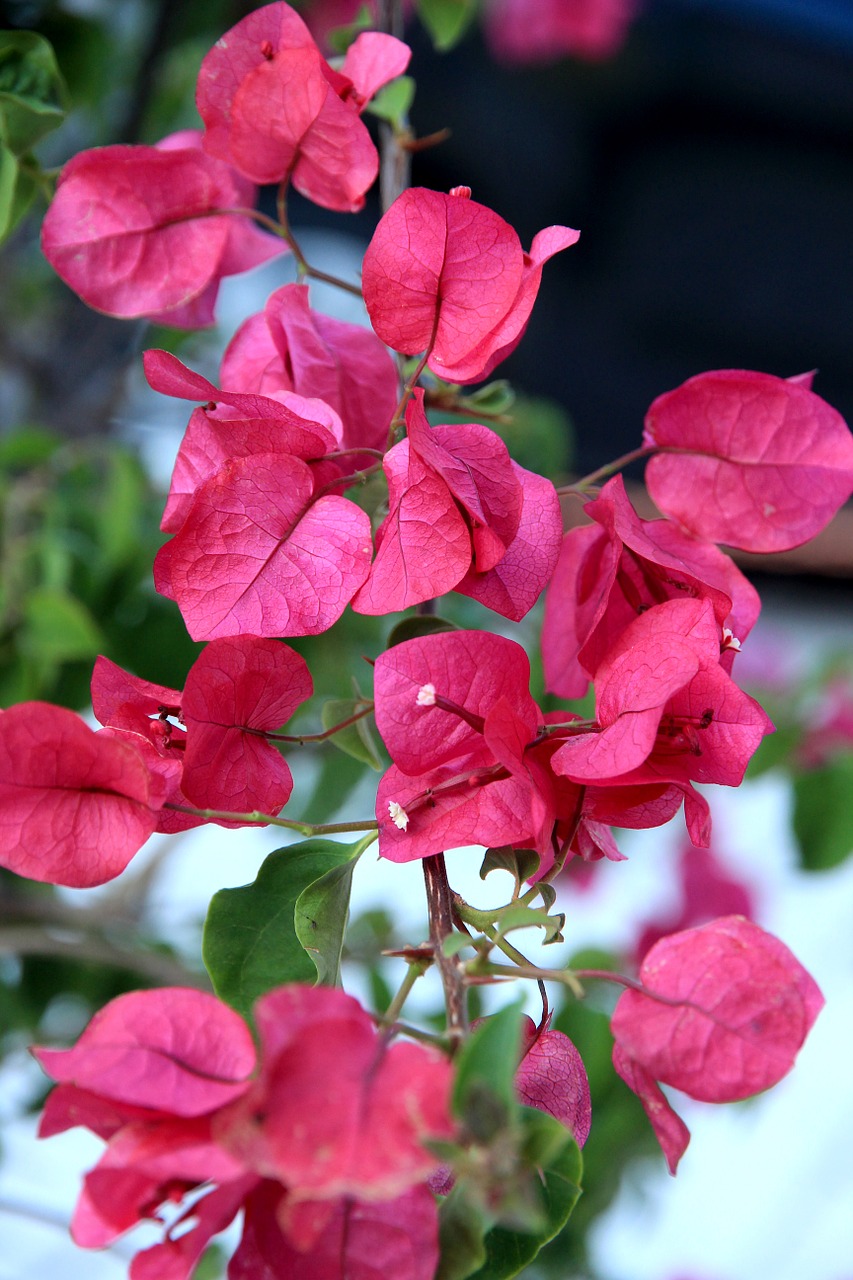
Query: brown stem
422,854,468,1047
378,0,411,211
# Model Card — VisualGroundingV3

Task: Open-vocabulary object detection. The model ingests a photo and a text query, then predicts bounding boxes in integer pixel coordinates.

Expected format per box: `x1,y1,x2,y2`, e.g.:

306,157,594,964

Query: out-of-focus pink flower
483,0,639,64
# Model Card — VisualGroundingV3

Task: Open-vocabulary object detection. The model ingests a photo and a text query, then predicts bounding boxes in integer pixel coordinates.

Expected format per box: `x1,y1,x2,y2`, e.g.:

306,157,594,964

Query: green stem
384,957,430,1024
558,445,654,495
164,803,378,838
470,959,587,1000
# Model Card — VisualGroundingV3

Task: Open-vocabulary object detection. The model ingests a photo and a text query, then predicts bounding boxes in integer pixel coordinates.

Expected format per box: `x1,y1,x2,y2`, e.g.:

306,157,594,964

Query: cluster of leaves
0,3,851,1278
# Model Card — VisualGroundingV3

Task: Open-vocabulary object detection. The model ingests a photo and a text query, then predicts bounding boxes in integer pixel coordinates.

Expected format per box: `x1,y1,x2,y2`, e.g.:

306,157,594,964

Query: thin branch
422,855,469,1046
0,925,209,989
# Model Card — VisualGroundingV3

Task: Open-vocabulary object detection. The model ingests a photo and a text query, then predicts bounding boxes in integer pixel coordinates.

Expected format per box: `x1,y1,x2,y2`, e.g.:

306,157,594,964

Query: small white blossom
721,628,742,652
388,801,409,831
416,683,437,707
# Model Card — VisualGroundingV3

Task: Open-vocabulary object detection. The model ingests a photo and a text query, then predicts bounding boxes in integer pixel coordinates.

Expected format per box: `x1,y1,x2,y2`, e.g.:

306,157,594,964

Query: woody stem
423,854,469,1047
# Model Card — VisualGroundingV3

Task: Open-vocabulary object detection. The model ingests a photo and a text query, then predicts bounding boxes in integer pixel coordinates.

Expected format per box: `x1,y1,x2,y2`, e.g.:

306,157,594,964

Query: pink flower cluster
34,985,454,1280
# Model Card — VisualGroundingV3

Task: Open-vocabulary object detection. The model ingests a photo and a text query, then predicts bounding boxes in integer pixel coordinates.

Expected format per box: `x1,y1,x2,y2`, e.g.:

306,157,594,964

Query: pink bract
0,702,165,887
643,369,853,552
484,0,638,63
196,2,409,211
611,916,823,1171
154,452,372,640
516,1016,592,1146
41,138,283,323
362,187,578,383
220,283,398,456
542,475,760,698
216,984,454,1200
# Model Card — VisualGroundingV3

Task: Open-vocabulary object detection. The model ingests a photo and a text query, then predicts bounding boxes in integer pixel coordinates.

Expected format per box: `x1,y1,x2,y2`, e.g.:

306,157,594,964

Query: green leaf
294,856,360,985
387,613,459,647
480,846,540,889
325,4,375,55
417,0,479,50
437,1185,489,1280
0,144,36,241
365,75,415,128
793,756,853,870
95,451,145,572
453,1000,523,1125
458,380,516,417
19,586,103,665
320,698,383,769
0,31,67,156
202,838,364,1019
469,1114,583,1280
492,901,565,944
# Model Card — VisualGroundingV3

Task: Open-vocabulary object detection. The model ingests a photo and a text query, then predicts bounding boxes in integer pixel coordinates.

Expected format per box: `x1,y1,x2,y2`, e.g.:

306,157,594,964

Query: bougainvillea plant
3,2,853,1276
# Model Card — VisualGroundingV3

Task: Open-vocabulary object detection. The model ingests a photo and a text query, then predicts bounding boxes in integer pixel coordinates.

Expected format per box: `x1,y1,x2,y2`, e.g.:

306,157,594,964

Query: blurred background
1,1,852,1277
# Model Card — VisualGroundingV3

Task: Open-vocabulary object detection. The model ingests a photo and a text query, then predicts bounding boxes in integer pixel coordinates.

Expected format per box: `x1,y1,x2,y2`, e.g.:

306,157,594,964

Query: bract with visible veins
216,985,454,1201
41,140,282,322
197,3,409,210
351,439,473,614
552,598,772,788
0,702,165,887
643,369,853,552
516,1016,592,1147
154,452,372,640
181,636,312,813
220,282,398,455
374,630,540,775
363,187,577,383
542,475,760,698
612,916,823,1104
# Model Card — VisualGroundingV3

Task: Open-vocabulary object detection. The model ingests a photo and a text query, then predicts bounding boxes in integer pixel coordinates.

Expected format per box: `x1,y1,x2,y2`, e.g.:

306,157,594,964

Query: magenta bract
41,139,283,323
196,2,409,211
542,475,760,698
0,702,165,887
362,187,578,383
644,369,853,552
221,282,398,455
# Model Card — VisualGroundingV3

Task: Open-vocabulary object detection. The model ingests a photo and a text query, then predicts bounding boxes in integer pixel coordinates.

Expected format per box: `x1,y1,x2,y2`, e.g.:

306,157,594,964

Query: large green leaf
202,837,366,1020
793,756,853,870
469,1112,583,1280
453,1000,523,1132
0,31,67,155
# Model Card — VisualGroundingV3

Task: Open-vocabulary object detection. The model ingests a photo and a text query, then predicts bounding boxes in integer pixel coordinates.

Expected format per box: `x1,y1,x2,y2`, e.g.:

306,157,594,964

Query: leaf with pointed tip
644,370,853,552
295,853,362,984
321,698,383,769
203,839,363,1018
